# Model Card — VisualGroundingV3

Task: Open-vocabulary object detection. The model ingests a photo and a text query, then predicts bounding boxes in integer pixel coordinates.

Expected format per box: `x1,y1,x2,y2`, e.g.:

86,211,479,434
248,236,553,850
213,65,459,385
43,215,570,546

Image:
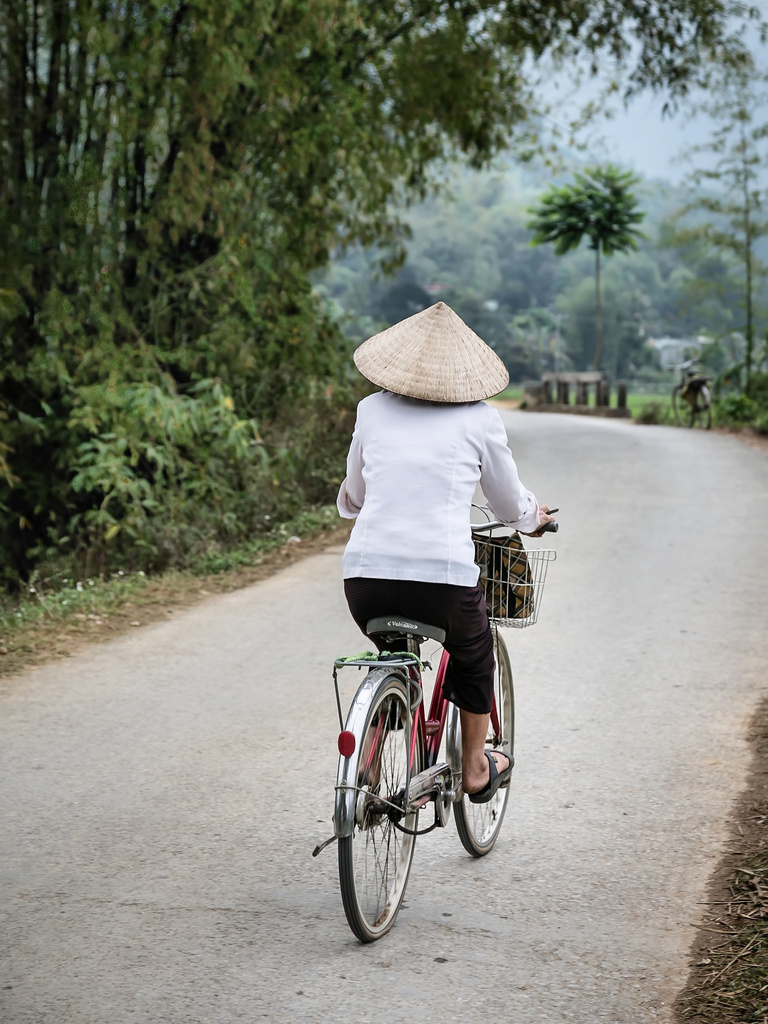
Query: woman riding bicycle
337,301,554,804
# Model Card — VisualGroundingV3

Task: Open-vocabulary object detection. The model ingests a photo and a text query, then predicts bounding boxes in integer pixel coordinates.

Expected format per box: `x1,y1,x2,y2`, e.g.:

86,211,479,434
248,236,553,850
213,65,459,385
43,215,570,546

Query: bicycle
672,360,712,429
313,511,557,942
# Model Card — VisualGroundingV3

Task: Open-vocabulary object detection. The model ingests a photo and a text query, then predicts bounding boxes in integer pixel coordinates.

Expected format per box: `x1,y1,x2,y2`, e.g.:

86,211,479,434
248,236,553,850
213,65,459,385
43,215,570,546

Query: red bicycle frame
405,649,501,774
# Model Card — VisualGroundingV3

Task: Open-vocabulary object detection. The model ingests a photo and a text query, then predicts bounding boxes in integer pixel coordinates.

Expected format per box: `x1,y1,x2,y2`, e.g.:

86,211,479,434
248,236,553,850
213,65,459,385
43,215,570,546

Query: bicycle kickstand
312,834,338,858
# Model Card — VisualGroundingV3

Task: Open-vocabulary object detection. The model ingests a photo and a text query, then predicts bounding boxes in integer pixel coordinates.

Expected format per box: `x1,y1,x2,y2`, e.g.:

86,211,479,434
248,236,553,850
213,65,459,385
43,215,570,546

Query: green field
495,386,525,403
626,391,674,420
495,385,674,421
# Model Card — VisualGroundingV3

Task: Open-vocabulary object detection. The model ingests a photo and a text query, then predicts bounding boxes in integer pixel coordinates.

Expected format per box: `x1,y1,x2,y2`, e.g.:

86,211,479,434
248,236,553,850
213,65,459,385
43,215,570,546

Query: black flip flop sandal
467,750,513,804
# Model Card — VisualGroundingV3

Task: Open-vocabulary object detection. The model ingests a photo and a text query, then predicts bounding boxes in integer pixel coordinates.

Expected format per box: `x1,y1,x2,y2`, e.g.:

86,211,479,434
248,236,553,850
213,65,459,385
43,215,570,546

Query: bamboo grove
0,0,755,585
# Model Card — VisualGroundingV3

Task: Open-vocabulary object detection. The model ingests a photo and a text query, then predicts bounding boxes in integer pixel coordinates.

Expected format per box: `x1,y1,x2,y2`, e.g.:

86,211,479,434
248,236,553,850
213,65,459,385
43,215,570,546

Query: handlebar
471,519,559,534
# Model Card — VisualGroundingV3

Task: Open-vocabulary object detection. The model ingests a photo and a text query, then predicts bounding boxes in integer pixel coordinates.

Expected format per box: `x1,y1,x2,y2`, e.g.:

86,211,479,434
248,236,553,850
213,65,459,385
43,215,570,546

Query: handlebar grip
541,520,559,533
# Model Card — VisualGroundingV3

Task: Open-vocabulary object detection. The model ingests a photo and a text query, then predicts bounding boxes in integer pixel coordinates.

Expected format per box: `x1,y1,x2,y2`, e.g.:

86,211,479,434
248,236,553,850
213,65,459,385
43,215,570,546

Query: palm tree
527,165,645,370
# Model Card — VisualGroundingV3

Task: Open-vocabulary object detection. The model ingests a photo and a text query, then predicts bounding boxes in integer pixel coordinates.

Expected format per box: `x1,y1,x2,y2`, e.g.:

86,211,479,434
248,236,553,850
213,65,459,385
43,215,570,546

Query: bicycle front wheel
672,384,689,427
692,386,712,429
338,672,423,942
673,384,712,429
450,631,514,857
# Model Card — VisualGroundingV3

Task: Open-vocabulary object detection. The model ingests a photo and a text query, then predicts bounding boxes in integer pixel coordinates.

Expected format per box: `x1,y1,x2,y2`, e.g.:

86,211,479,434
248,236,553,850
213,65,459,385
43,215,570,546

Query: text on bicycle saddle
366,616,447,644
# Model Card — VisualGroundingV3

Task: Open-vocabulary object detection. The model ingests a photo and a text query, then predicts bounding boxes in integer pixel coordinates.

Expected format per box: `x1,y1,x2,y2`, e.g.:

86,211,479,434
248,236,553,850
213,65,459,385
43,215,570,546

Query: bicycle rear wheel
338,672,424,942
450,632,514,857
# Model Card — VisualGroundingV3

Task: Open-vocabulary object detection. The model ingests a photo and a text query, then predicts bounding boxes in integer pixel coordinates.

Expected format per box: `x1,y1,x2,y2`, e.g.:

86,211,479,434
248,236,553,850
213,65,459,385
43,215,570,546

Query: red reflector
338,730,356,757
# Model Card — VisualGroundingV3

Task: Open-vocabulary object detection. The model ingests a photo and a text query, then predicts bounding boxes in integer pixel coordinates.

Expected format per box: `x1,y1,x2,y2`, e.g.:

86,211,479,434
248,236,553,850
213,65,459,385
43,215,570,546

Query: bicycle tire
673,383,712,429
338,672,424,942
672,384,688,427
450,632,514,857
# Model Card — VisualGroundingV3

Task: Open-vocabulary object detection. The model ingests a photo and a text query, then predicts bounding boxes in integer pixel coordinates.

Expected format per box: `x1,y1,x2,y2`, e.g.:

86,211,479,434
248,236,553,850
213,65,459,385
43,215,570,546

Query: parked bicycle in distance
313,509,557,942
672,360,712,429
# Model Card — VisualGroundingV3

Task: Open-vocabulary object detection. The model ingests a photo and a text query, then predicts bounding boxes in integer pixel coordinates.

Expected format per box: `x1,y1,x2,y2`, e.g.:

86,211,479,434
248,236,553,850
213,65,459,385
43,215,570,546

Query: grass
495,385,525,404
0,505,350,679
627,391,675,424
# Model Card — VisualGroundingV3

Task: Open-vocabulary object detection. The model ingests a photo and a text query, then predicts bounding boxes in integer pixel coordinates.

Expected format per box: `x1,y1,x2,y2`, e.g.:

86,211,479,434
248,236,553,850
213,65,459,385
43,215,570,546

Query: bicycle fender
334,667,408,839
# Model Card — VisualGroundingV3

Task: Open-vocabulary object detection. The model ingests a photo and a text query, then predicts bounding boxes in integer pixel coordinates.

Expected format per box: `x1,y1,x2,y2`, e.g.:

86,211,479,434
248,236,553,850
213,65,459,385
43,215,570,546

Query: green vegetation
494,386,525,404
322,162,768,390
1,505,337,625
669,65,768,384
658,62,768,436
526,165,646,369
713,371,768,434
0,1,759,589
0,504,342,669
626,392,674,424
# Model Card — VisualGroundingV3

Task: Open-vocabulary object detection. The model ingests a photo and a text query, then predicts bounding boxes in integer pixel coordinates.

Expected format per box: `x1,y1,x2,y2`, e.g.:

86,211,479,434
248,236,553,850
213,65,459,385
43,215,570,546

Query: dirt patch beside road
713,426,768,456
675,700,768,1022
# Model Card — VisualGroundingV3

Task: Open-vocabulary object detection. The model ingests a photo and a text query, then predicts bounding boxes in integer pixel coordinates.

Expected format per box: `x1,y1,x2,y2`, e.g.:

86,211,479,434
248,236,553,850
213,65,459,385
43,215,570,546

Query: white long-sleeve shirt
337,391,540,586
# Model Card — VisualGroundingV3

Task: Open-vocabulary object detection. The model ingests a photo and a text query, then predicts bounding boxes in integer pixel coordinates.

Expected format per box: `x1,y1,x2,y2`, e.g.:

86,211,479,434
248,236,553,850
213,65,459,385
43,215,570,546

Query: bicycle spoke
339,678,421,940
453,633,514,857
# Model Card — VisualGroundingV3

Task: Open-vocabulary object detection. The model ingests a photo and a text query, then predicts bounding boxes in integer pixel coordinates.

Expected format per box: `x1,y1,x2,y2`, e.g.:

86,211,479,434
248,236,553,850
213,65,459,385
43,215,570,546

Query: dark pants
343,577,495,715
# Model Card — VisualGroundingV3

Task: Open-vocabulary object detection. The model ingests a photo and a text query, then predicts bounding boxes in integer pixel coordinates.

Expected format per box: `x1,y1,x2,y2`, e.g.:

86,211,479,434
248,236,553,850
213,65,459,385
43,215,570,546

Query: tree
326,160,761,382
0,1,756,583
526,165,645,370
669,66,768,383
556,271,652,379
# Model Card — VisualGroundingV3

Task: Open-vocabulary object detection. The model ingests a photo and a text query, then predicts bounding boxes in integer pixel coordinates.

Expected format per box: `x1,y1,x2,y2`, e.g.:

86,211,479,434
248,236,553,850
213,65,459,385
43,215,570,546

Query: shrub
634,401,674,425
1,354,359,588
746,371,768,407
713,376,768,435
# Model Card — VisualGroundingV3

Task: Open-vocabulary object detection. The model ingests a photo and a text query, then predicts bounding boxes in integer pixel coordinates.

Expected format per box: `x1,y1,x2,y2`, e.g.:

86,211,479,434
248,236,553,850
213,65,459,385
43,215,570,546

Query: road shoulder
0,521,352,685
675,699,768,1022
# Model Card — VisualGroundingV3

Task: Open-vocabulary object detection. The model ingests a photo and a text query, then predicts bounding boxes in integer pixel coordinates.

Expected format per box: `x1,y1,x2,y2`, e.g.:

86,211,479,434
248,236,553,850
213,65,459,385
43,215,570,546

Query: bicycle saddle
366,616,446,644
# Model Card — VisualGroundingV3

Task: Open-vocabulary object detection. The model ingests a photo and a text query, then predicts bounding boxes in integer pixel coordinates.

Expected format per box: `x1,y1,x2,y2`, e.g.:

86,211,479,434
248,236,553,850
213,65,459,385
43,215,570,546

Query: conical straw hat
353,301,509,403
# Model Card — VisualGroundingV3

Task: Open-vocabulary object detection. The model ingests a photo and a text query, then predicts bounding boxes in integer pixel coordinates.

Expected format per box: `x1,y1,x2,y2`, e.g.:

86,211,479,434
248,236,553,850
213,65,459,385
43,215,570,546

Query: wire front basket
473,533,556,628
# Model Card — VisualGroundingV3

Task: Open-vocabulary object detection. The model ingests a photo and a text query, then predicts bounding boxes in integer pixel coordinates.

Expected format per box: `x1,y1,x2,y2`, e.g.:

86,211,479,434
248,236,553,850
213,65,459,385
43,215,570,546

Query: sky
575,94,711,183
537,26,768,184
575,92,744,183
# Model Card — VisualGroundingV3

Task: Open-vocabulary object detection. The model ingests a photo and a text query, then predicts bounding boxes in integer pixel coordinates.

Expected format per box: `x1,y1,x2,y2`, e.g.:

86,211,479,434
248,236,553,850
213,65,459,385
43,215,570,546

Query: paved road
2,412,768,1024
